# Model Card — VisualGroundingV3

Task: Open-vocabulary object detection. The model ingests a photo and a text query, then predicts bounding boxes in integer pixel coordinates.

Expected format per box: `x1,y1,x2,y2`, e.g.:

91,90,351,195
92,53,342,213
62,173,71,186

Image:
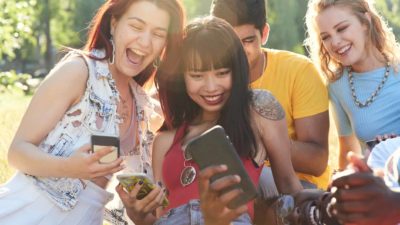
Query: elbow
311,152,329,176
7,144,17,169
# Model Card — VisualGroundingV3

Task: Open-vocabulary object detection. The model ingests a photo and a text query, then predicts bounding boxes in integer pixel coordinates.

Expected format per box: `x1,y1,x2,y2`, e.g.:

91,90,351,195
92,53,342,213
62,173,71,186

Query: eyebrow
127,17,168,32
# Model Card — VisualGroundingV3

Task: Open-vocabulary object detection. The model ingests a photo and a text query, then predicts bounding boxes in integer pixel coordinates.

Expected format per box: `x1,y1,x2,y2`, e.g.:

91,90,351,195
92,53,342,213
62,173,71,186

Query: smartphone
186,125,258,209
91,134,120,164
116,173,169,207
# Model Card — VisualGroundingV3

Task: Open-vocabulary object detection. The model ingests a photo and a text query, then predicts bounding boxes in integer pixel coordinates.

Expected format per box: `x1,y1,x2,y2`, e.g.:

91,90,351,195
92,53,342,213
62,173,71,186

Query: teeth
204,95,221,101
131,49,145,56
337,45,350,54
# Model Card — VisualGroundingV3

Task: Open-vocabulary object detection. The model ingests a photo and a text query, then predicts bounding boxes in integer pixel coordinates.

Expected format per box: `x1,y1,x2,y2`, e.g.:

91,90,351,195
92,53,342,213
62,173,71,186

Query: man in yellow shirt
211,0,330,223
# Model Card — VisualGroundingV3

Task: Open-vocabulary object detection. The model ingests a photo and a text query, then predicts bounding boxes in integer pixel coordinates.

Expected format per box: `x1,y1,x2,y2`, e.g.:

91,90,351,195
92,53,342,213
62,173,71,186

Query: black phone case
186,125,258,209
91,134,120,159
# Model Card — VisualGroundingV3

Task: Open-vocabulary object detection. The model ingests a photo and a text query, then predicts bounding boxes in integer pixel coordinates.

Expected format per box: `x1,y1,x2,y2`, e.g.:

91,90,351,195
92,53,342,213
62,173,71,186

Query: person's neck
350,50,387,73
109,64,131,95
249,51,266,83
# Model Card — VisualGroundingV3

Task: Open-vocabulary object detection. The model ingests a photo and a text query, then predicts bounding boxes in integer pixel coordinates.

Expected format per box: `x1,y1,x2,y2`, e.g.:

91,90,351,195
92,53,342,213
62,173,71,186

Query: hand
199,165,247,225
64,143,124,179
375,133,397,143
116,181,164,223
331,168,399,225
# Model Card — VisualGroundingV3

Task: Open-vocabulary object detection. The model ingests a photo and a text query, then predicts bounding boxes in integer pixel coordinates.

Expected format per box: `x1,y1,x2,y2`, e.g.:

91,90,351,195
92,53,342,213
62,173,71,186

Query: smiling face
110,1,170,78
316,6,372,70
184,66,232,120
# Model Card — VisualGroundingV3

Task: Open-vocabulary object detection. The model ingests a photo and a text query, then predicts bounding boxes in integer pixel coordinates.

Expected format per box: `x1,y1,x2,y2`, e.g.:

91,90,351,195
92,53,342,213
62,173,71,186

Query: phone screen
91,135,120,163
93,145,118,163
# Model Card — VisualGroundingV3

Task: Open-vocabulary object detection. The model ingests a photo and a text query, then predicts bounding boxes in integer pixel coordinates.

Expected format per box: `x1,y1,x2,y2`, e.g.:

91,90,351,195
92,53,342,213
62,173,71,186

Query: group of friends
0,0,399,224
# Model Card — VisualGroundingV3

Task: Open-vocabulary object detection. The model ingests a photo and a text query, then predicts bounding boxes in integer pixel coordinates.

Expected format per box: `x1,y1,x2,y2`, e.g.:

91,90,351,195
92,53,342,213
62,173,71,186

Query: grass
0,92,31,183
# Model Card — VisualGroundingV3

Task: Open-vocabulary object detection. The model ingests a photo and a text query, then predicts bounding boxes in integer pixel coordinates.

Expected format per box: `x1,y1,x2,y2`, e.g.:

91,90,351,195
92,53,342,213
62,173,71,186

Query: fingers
91,146,116,162
346,152,371,172
209,175,241,192
198,165,227,193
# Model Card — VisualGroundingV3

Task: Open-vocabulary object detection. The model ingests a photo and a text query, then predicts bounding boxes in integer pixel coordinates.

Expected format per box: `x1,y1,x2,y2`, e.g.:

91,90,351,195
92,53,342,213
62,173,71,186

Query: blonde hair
304,0,400,81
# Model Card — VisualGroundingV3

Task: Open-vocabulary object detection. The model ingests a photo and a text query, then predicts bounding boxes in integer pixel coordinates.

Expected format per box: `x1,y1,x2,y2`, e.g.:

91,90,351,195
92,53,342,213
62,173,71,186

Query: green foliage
0,70,40,95
183,0,213,20
0,0,36,59
376,0,400,39
267,0,308,53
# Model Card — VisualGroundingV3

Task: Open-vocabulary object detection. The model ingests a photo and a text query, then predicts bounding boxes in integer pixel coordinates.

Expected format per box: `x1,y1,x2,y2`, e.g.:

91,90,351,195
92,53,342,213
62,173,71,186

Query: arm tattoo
251,89,285,121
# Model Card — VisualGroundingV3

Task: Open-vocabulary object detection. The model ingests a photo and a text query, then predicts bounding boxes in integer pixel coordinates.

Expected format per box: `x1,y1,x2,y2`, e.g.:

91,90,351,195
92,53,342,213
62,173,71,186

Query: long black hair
156,16,257,158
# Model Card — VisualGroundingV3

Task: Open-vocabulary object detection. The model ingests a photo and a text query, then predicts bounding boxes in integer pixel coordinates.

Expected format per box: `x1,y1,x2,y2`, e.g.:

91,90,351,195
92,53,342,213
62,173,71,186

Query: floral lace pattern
29,49,156,212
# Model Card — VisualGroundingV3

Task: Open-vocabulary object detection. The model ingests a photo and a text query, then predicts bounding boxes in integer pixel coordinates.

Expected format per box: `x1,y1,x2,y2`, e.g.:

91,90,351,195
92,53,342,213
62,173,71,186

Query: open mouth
202,94,224,105
126,48,145,65
336,44,351,56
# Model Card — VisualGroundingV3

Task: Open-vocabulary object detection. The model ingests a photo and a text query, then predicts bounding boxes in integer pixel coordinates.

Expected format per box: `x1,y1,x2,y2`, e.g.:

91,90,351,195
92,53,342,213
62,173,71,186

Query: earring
153,56,161,68
109,36,115,64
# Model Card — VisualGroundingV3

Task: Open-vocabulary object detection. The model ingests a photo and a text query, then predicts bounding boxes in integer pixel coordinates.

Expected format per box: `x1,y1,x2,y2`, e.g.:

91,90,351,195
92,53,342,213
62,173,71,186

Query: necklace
347,62,390,108
118,87,133,123
180,145,196,187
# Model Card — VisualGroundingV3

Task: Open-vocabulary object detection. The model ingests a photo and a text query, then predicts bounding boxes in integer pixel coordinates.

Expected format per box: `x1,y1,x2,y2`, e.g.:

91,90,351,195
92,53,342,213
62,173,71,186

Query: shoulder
251,89,285,121
44,53,88,86
266,48,312,65
153,130,176,153
37,54,88,102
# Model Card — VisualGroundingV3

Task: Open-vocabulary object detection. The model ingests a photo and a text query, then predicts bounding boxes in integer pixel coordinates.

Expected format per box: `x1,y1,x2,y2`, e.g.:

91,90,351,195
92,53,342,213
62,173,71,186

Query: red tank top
162,123,262,219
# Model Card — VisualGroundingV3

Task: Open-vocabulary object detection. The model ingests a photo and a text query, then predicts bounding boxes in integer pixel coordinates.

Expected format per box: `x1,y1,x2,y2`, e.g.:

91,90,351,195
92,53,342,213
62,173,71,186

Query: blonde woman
305,0,400,170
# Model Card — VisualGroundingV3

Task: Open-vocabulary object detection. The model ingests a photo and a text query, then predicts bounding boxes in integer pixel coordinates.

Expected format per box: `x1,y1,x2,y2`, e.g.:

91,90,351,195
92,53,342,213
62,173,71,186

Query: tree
0,0,36,60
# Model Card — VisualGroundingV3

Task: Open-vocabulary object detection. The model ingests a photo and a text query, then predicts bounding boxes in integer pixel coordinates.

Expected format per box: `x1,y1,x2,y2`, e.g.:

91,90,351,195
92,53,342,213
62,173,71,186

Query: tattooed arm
252,89,329,177
251,90,302,193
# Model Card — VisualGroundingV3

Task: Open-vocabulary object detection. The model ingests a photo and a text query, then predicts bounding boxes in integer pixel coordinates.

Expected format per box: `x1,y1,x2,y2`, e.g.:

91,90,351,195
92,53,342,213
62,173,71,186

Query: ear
261,23,270,45
110,16,117,36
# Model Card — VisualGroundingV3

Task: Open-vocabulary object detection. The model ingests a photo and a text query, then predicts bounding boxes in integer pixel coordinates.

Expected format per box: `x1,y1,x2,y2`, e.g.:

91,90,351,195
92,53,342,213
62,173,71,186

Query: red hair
84,0,185,86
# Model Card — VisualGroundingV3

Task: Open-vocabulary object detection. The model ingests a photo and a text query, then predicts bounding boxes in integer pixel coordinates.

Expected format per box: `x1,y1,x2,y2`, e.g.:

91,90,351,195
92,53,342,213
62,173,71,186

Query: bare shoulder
251,89,285,121
40,55,88,95
153,130,176,155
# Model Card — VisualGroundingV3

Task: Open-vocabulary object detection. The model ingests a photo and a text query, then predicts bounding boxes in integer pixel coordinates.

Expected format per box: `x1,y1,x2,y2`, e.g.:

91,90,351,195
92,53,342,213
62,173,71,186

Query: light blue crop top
329,66,400,144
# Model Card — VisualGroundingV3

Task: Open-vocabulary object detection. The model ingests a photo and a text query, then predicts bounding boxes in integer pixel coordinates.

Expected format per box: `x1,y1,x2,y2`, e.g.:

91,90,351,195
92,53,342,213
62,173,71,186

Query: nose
331,34,342,49
137,31,152,50
204,75,218,92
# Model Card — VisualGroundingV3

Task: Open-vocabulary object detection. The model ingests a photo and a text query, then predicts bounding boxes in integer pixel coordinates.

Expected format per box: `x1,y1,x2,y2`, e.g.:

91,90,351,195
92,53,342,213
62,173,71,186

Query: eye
242,38,255,44
216,69,231,76
153,31,167,39
187,72,203,79
130,23,144,31
321,35,330,41
337,25,348,32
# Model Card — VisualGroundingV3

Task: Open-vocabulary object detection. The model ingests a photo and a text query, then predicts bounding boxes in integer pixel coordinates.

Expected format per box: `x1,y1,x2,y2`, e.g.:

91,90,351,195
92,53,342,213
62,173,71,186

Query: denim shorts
154,199,252,225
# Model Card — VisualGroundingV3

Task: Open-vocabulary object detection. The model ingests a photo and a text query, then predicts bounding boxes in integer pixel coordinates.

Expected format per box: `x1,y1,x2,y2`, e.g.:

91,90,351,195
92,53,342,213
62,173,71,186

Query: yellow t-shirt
251,48,330,189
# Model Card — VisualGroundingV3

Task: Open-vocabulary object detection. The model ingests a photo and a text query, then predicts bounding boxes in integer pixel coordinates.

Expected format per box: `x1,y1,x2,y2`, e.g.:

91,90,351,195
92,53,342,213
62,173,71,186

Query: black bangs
182,28,234,72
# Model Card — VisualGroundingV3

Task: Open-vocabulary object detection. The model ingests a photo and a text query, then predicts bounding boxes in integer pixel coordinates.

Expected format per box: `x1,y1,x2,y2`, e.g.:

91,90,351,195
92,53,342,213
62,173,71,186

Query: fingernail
138,180,144,185
157,181,163,187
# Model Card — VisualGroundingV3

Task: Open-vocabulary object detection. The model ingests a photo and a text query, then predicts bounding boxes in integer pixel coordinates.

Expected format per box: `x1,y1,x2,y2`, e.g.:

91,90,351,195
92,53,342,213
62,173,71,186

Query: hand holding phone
117,173,169,207
186,125,258,209
91,134,120,163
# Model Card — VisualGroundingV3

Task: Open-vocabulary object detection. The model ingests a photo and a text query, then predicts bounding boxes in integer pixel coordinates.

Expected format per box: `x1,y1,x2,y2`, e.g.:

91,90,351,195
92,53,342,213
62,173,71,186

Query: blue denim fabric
154,200,252,225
